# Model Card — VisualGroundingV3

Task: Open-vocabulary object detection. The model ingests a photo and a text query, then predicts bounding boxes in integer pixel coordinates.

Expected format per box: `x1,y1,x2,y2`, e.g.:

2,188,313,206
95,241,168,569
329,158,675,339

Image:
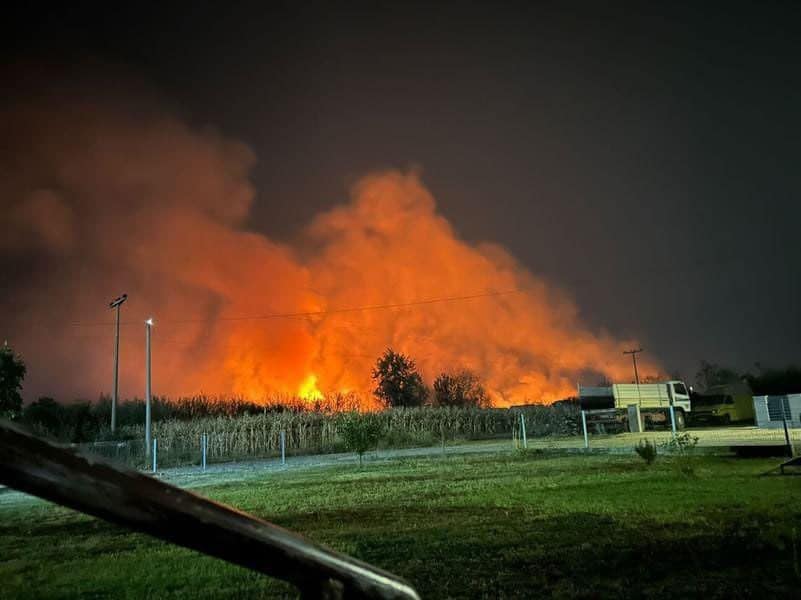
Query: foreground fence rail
0,421,420,600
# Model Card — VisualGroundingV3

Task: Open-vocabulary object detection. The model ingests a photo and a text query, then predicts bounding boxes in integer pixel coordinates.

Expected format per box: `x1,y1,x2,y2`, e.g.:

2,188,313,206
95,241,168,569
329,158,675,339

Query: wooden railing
0,421,420,599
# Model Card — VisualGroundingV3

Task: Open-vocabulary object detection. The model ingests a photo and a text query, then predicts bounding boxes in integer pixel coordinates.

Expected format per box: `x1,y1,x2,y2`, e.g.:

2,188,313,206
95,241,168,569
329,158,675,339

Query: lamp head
109,293,128,309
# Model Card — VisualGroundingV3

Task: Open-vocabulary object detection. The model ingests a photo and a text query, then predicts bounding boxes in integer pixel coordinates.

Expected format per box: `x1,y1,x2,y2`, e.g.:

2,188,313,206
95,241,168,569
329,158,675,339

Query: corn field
101,404,579,468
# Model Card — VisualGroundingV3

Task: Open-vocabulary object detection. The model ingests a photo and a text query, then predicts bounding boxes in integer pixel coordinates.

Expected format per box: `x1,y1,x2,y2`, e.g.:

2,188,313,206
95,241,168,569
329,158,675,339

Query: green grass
1,452,800,598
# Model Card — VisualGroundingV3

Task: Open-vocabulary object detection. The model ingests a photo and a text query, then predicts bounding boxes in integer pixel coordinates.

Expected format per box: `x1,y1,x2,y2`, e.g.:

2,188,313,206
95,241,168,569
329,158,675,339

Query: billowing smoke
1,72,653,406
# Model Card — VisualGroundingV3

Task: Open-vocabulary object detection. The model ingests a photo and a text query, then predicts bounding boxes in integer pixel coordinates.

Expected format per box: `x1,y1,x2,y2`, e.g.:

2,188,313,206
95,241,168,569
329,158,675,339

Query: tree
432,370,490,408
338,412,383,467
371,348,428,408
694,360,742,391
744,364,801,396
0,343,26,418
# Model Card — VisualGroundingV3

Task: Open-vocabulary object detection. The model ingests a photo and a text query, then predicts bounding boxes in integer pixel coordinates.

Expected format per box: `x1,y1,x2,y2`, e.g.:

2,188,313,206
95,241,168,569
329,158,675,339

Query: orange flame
298,374,324,402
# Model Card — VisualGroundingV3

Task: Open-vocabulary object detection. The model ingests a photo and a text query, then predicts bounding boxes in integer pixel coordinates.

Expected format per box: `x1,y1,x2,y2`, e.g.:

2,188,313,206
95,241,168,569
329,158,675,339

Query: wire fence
76,435,287,471
511,408,801,457
76,414,801,473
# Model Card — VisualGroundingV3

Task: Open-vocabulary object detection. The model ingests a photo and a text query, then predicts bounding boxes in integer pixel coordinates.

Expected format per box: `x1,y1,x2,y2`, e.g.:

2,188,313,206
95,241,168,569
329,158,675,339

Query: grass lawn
1,451,799,598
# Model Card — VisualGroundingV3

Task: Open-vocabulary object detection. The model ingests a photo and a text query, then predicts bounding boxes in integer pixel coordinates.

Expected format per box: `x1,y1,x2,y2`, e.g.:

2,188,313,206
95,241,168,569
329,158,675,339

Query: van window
725,395,734,405
673,383,687,396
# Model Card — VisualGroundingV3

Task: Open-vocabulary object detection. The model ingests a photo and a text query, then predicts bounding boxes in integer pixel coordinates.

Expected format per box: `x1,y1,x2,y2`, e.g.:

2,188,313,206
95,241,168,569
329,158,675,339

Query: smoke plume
1,71,652,406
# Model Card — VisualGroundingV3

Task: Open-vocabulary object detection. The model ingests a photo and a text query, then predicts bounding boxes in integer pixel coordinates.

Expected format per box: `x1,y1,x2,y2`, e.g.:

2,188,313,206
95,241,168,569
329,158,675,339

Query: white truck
578,380,692,430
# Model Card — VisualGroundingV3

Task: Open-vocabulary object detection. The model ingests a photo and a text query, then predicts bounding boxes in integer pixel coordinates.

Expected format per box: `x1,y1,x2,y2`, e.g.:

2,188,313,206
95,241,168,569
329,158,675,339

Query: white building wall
753,394,801,428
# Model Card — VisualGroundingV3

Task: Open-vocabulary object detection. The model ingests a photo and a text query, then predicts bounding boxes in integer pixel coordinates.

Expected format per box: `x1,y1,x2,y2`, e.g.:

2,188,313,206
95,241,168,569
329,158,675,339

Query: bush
663,431,699,477
338,412,384,466
22,397,64,437
432,371,490,408
634,439,658,465
371,348,429,408
663,431,699,455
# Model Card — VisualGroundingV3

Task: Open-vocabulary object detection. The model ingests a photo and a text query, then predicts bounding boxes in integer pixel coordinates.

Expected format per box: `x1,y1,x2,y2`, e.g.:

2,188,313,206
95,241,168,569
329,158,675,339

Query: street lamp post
109,294,128,433
145,318,153,456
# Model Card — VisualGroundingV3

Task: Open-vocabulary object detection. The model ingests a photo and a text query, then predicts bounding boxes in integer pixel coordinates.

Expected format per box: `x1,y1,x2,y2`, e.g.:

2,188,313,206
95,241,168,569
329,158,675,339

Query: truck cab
666,380,692,414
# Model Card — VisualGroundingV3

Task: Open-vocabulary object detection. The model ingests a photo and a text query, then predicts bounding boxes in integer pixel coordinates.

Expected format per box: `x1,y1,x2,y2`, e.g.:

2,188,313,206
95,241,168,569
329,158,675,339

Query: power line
68,286,527,328
58,249,774,329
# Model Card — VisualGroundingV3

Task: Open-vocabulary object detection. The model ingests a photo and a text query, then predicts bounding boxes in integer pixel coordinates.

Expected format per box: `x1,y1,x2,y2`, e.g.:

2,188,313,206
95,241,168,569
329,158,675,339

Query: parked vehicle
691,382,754,425
578,380,692,430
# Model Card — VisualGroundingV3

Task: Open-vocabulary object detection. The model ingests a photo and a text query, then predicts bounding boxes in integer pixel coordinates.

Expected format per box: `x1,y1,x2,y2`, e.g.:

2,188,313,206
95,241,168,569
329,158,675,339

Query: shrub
371,348,429,408
22,397,64,437
634,439,658,465
338,412,383,466
432,371,490,408
663,431,699,477
663,431,699,455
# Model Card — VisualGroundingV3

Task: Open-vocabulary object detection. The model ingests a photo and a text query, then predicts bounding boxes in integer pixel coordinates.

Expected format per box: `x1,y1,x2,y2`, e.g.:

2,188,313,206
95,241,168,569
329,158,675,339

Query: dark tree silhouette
745,364,801,396
432,370,490,408
694,360,743,391
371,348,428,408
0,343,26,418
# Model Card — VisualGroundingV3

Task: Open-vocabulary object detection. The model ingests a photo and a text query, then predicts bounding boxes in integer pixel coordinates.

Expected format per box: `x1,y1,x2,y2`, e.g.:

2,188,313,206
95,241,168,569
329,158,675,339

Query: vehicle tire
675,410,686,430
721,414,731,426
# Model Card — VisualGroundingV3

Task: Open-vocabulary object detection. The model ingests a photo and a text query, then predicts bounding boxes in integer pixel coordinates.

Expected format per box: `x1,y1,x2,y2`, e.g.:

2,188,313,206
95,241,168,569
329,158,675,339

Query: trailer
578,380,692,431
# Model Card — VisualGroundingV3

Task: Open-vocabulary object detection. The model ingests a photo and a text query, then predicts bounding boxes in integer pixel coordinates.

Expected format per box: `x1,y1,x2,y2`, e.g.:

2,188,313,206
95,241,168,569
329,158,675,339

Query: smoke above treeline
1,70,654,407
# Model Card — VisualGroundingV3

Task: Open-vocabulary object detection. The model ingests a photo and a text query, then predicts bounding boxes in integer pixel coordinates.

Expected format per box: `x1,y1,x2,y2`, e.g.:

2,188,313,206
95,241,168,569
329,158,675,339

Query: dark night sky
3,1,800,380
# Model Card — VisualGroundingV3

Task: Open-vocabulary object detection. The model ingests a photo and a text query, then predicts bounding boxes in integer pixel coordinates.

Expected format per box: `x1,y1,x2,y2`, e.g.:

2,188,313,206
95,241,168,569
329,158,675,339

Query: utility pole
624,348,643,385
109,294,128,433
145,318,153,456
623,348,644,407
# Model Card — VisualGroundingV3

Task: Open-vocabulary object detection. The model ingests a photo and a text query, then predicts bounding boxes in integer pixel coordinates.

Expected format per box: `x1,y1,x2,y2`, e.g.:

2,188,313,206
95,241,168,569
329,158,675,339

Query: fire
298,374,324,402
1,81,658,406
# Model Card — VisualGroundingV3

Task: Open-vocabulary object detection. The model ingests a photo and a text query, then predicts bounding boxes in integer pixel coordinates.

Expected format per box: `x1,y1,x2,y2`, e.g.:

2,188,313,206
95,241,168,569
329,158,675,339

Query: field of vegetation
1,451,799,598
70,403,579,468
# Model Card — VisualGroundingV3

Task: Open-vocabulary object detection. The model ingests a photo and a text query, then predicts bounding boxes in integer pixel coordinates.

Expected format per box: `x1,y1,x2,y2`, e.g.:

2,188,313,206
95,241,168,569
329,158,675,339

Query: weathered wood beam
0,421,420,600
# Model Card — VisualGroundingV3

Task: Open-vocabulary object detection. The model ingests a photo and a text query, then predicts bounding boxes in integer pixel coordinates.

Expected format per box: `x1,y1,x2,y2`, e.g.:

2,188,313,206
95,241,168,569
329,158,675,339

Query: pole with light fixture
109,294,128,433
145,318,153,456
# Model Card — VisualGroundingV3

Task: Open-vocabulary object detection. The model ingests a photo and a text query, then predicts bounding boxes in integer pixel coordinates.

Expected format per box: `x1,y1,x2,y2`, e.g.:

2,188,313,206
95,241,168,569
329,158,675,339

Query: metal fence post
669,405,677,439
581,410,589,450
782,415,793,457
152,438,157,473
520,413,528,449
201,433,207,471
280,430,286,466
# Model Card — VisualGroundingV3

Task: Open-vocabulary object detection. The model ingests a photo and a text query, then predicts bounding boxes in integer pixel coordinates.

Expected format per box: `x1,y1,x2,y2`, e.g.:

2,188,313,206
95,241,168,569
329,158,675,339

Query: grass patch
1,453,799,598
